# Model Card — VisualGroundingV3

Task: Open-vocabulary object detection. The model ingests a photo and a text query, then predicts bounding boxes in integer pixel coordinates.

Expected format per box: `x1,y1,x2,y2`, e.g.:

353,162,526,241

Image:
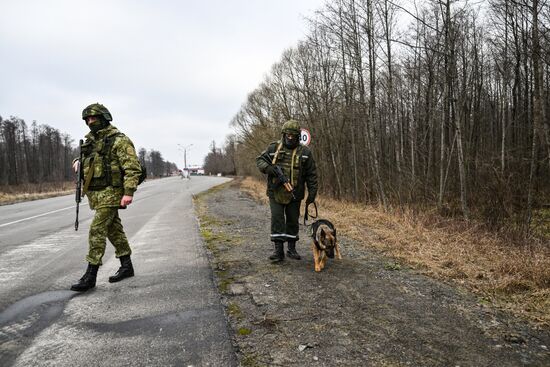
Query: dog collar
311,219,337,251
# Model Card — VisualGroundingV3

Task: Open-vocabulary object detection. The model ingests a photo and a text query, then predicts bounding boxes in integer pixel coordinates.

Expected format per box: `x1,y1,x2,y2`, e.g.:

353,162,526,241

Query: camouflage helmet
82,103,112,122
281,119,301,135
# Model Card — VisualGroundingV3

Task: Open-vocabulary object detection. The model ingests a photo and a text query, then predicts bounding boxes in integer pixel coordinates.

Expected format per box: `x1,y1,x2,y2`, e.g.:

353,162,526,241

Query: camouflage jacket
81,125,141,210
256,141,318,204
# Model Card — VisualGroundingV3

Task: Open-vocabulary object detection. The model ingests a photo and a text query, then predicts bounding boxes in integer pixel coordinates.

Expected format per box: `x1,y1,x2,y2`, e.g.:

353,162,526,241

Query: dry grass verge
241,177,550,327
0,182,73,205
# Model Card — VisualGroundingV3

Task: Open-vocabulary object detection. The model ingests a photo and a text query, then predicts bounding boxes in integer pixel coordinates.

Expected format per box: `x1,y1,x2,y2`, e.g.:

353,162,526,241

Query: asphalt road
0,176,237,366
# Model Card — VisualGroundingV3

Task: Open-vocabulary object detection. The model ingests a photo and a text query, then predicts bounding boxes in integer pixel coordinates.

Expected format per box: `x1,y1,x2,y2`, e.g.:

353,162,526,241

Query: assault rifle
75,139,84,231
272,165,296,200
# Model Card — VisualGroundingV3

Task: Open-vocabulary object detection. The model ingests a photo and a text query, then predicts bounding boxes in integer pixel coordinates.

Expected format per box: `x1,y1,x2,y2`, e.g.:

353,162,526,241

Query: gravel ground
195,180,550,367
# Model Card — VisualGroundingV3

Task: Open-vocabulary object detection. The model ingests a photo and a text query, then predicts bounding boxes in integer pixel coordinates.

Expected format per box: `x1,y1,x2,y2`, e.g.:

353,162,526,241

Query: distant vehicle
187,166,205,175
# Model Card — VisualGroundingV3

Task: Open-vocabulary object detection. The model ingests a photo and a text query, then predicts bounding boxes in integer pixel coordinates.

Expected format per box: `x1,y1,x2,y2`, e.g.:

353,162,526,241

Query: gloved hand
306,196,315,206
266,165,276,176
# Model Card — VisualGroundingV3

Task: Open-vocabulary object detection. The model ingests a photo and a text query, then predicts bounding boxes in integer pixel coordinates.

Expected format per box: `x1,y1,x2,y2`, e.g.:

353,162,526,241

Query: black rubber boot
71,263,99,292
109,255,134,283
269,241,285,262
286,241,301,260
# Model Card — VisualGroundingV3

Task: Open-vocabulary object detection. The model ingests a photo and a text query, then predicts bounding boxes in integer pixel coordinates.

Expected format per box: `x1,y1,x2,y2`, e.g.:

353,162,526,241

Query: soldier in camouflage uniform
71,103,142,292
256,119,318,262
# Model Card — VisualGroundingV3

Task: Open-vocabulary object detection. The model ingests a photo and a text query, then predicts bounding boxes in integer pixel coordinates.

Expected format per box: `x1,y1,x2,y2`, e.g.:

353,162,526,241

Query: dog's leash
303,201,318,240
303,201,318,226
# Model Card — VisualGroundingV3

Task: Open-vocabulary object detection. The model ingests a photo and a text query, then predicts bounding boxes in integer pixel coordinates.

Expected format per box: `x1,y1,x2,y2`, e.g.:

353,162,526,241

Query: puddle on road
82,307,219,335
0,290,80,366
0,290,77,326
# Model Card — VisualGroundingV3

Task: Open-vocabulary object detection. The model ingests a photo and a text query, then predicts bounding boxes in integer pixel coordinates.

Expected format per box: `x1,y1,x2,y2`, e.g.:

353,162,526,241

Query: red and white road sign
300,128,311,146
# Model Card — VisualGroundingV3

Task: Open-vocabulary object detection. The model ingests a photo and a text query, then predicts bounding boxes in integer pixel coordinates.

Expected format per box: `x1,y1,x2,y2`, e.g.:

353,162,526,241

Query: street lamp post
177,144,193,170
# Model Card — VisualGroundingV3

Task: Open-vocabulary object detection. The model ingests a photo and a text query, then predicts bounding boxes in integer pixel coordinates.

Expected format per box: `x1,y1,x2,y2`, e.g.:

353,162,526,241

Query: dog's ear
320,228,326,240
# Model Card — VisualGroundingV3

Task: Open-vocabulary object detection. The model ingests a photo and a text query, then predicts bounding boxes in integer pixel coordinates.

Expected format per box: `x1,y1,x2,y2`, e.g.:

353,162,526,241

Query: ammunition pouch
270,146,302,204
82,133,124,191
273,185,293,204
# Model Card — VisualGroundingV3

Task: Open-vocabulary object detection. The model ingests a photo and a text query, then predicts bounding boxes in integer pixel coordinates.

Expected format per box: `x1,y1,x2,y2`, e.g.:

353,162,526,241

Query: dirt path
195,180,550,367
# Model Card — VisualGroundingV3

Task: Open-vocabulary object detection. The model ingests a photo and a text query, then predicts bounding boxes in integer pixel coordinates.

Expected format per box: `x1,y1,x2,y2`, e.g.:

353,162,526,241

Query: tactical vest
82,132,124,191
271,142,303,204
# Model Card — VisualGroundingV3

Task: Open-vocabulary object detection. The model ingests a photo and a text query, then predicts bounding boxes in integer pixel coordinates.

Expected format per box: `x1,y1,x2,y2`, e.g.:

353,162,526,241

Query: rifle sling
271,142,283,165
81,157,94,196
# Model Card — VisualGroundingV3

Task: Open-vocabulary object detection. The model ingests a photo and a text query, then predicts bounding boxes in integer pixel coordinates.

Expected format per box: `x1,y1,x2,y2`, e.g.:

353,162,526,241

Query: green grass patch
199,214,222,227
384,262,402,271
478,296,491,306
193,180,233,202
200,227,242,253
238,327,252,336
219,277,235,293
200,228,215,241
241,353,260,367
216,269,229,278
200,228,228,243
227,302,243,319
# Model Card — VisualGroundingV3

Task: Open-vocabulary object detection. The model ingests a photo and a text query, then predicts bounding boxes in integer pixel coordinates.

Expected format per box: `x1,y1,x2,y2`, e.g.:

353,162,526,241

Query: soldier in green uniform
71,103,142,292
256,119,318,262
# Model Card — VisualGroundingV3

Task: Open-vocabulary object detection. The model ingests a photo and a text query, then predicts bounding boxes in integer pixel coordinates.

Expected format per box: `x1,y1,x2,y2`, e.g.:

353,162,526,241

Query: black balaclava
283,132,300,149
88,117,109,134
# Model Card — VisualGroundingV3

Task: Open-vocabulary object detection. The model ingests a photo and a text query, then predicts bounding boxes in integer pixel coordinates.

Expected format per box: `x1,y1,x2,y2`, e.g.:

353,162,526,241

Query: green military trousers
86,207,132,265
269,197,301,243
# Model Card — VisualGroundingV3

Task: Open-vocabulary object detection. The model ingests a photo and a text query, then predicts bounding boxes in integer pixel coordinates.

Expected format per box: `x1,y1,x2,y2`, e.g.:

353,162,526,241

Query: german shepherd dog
311,219,341,272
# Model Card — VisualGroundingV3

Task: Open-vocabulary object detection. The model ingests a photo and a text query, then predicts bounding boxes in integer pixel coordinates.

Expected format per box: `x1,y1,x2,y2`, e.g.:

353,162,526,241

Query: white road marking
0,202,89,228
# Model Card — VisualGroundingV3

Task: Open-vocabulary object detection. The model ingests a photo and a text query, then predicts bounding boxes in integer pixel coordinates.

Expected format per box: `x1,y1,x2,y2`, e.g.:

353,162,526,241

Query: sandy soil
195,180,550,367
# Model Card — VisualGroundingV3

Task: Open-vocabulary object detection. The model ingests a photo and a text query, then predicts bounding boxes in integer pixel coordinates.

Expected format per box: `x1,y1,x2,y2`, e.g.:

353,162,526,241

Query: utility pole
177,144,193,170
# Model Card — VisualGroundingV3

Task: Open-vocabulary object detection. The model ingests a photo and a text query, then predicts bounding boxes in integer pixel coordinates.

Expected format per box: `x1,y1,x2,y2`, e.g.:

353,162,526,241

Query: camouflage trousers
86,207,132,265
269,197,301,243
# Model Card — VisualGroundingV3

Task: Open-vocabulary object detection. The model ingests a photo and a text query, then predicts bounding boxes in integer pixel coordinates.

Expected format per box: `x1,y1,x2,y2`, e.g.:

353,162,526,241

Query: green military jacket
81,125,141,210
256,141,318,204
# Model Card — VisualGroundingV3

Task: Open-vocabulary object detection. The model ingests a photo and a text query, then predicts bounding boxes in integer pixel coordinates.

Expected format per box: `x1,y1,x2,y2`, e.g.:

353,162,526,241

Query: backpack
106,133,147,186
138,163,147,185
106,132,146,186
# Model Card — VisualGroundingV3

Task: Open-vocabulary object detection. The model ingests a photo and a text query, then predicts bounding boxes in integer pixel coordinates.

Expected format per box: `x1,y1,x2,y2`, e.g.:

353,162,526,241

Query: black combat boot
109,255,134,283
71,263,99,292
286,241,301,260
269,241,285,262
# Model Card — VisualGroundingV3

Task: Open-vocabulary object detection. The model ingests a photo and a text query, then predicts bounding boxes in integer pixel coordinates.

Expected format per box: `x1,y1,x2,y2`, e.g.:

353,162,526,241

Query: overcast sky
0,0,325,168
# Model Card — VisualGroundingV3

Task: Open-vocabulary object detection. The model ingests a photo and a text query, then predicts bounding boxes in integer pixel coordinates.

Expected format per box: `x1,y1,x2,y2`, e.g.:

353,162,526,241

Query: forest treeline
223,0,550,234
203,139,236,176
0,115,177,186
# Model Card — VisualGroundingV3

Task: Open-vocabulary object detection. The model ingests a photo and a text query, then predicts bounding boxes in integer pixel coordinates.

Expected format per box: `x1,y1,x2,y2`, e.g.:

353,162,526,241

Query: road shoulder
195,180,550,366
